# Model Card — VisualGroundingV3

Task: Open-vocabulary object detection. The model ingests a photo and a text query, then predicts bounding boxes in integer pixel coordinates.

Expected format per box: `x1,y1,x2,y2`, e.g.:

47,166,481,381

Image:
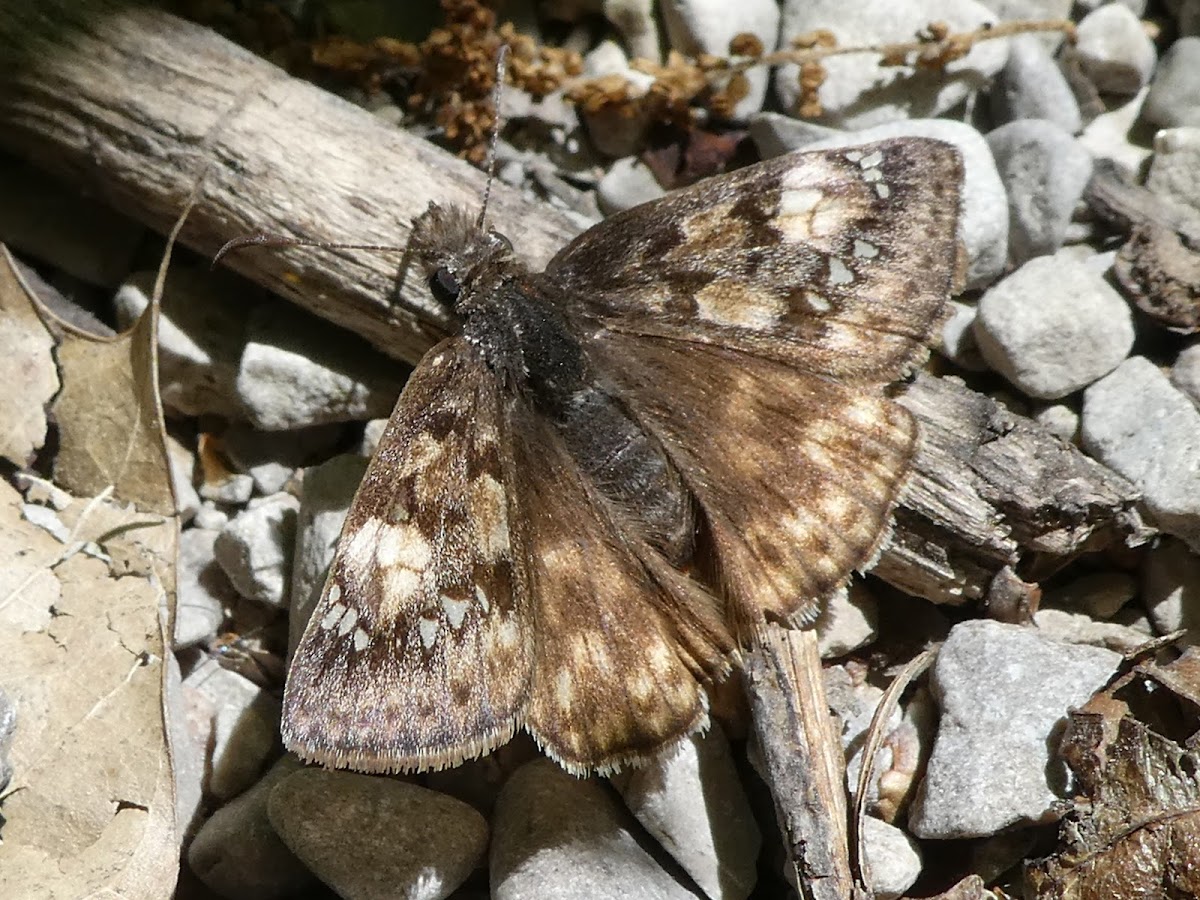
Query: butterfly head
409,201,513,314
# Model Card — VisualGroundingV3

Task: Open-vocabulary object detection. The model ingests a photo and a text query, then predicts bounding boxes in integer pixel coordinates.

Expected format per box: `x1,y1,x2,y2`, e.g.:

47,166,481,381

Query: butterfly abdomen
464,270,696,563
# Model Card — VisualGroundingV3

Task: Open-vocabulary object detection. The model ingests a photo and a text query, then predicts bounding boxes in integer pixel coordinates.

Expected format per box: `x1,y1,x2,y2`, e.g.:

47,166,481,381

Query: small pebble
1171,340,1200,408
1071,3,1156,95
193,501,230,531
1032,403,1080,443
237,302,404,431
816,581,878,658
908,620,1121,839
596,156,665,215
269,768,488,900
938,300,987,371
175,527,234,649
986,119,1093,265
491,758,697,900
360,418,389,457
1146,127,1200,218
990,36,1082,134
1078,87,1153,172
188,756,315,900
199,472,255,506
1142,37,1200,128
213,493,300,608
185,657,281,799
862,816,921,900
1031,608,1152,652
974,251,1134,399
1141,537,1200,641
1082,357,1200,552
611,727,760,900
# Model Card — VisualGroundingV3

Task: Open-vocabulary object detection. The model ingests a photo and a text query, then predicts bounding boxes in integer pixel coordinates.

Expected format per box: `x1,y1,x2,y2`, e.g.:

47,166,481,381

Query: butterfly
280,137,963,775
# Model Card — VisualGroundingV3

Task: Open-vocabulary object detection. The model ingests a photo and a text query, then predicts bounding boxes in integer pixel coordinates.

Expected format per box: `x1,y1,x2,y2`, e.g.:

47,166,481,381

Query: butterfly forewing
282,338,533,773
547,138,962,385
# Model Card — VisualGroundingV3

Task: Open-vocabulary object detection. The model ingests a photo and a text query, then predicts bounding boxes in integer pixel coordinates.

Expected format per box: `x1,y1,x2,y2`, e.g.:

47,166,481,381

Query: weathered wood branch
744,627,855,900
0,1,1146,610
881,373,1147,607
0,0,581,366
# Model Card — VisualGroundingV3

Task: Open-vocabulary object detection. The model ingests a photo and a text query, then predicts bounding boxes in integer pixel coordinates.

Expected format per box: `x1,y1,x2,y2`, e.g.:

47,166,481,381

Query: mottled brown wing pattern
282,136,963,777
547,138,962,385
591,332,917,633
281,338,533,773
508,402,735,774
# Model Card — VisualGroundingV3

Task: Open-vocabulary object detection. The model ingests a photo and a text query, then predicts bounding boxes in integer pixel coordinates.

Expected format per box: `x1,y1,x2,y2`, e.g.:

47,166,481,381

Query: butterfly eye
488,230,512,253
430,266,461,304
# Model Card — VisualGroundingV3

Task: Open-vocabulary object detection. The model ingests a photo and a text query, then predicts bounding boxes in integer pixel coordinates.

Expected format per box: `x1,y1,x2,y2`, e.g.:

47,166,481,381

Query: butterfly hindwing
508,401,735,774
545,137,962,384
282,337,534,773
590,330,917,634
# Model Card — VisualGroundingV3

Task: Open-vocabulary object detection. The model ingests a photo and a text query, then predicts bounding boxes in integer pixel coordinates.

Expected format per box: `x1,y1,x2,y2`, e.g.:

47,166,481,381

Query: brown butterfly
281,137,962,775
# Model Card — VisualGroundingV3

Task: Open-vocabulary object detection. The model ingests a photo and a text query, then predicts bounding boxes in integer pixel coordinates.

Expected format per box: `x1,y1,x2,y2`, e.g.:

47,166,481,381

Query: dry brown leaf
0,251,180,895
1025,651,1200,898
0,246,58,466
0,482,179,898
46,282,175,517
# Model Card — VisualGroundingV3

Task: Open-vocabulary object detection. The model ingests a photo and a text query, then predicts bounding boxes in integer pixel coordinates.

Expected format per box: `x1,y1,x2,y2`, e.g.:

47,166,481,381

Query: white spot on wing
555,670,574,709
473,474,510,559
846,395,882,430
336,606,360,637
875,183,891,200
442,594,470,630
647,640,676,677
328,583,342,604
353,627,370,652
321,602,347,631
859,150,884,170
382,567,421,604
853,239,880,259
418,617,438,650
804,290,832,313
400,432,444,477
475,585,490,613
495,617,521,650
695,282,785,330
629,672,656,703
828,257,854,285
374,519,433,571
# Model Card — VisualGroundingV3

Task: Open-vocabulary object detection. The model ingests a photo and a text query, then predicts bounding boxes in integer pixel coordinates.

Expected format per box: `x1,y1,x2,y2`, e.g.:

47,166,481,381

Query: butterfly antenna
212,233,404,268
475,43,510,233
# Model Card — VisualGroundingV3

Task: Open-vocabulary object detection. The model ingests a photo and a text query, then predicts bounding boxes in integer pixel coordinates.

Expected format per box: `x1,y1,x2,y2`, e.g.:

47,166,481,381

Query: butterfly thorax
410,202,696,563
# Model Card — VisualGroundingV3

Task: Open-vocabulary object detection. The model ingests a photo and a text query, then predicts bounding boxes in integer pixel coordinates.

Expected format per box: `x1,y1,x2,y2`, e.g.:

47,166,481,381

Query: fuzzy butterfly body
281,138,963,775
